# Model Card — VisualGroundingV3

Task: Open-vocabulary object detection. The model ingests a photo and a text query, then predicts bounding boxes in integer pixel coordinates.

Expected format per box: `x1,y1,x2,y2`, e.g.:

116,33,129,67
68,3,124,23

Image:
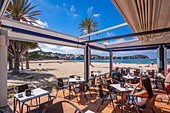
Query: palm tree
5,0,42,74
78,17,99,67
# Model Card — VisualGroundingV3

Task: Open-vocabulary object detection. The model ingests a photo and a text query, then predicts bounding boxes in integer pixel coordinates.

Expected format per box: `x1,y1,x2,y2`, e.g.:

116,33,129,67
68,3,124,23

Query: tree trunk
26,50,29,69
9,54,13,71
12,41,20,75
20,55,23,70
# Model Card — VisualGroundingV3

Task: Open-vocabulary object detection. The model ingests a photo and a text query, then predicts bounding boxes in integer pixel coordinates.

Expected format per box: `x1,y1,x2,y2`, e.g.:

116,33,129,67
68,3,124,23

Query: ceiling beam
83,27,170,43
79,23,127,39
0,0,10,19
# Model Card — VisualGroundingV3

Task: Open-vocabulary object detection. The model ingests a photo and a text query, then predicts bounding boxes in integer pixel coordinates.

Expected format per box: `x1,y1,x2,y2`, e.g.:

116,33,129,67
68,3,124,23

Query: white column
164,46,167,76
0,35,8,107
157,47,160,73
109,51,113,77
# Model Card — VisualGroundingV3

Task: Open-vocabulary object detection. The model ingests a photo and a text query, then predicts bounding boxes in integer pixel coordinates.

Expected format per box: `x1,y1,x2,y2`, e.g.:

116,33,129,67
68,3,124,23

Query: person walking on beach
151,61,154,67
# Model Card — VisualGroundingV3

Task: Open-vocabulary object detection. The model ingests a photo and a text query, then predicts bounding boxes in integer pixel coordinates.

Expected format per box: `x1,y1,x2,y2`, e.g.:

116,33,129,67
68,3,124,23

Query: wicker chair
157,80,170,104
73,81,91,103
97,84,117,112
134,94,157,113
25,95,56,113
87,77,97,94
56,78,70,98
125,94,157,113
42,100,83,113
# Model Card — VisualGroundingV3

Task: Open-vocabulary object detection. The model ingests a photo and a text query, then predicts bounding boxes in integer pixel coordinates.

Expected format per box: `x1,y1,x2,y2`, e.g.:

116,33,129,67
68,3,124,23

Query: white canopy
111,0,170,41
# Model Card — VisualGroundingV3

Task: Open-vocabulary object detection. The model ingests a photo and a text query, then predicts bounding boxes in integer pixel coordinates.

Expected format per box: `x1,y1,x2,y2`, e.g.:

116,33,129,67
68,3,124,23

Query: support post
164,46,167,76
0,34,8,107
157,45,165,74
157,47,160,73
84,44,90,82
109,50,113,77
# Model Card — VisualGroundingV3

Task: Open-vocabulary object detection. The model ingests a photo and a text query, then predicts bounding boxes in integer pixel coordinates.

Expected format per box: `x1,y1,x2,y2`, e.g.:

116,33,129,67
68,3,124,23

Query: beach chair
42,100,83,113
97,84,117,112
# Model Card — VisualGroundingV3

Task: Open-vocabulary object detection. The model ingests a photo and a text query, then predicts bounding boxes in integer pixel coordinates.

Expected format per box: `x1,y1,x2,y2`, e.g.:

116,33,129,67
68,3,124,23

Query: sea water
70,59,170,64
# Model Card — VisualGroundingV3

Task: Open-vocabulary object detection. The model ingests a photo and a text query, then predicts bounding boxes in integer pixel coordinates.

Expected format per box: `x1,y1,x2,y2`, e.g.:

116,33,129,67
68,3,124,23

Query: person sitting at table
126,76,153,110
154,67,166,89
111,67,122,81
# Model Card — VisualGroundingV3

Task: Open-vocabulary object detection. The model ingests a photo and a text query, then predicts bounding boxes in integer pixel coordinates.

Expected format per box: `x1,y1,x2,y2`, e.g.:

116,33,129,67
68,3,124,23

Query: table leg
69,84,71,99
13,97,16,113
121,92,123,113
20,102,25,113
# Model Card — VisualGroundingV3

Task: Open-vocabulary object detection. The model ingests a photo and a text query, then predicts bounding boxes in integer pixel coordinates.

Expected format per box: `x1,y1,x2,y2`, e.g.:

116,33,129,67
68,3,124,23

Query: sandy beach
6,60,170,106
8,60,167,87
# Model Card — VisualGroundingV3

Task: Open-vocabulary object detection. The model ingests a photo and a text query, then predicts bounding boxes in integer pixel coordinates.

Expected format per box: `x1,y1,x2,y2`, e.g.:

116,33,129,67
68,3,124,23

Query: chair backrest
69,75,75,78
57,78,64,87
126,68,130,73
39,99,53,113
16,84,29,93
112,77,120,84
43,101,64,113
88,78,95,87
77,81,86,92
157,80,166,91
106,80,112,91
148,71,155,78
98,84,104,98
136,69,140,72
134,71,140,76
131,79,140,84
121,70,126,75
42,101,83,113
145,94,157,109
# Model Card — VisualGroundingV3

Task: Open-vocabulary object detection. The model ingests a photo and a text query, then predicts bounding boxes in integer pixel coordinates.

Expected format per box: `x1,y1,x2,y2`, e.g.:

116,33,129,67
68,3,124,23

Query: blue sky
29,0,169,58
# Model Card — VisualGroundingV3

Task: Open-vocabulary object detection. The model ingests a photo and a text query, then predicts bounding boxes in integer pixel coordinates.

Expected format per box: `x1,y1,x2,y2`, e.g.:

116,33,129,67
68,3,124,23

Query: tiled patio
12,87,170,113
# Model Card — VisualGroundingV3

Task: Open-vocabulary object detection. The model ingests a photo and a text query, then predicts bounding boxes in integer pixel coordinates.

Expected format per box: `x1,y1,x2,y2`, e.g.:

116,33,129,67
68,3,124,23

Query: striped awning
112,0,170,41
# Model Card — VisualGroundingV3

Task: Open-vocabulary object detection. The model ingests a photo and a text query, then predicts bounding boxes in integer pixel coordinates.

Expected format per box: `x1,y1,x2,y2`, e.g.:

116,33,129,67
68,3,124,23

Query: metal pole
109,51,113,77
84,44,90,82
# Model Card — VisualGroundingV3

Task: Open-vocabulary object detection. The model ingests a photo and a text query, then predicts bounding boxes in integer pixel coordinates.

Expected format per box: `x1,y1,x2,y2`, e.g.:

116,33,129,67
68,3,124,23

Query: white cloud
93,14,101,17
106,32,114,37
59,46,84,54
87,7,93,14
103,39,126,45
63,3,66,6
70,5,75,12
56,5,59,8
31,19,48,28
